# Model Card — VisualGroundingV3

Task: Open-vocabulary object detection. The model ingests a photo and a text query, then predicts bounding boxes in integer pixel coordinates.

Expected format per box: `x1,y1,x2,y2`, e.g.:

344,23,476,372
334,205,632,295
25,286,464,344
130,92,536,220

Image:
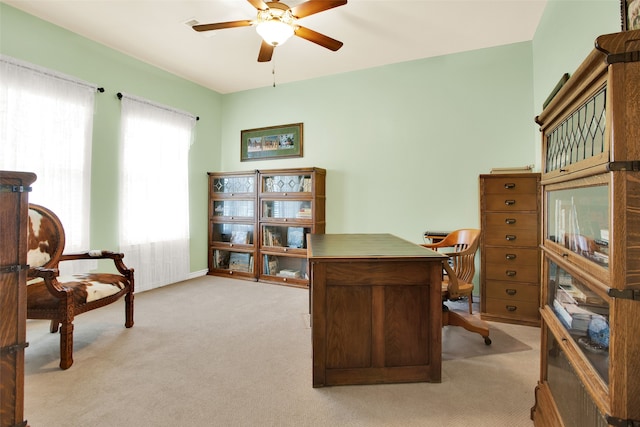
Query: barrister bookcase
0,170,36,427
207,167,325,288
530,30,640,427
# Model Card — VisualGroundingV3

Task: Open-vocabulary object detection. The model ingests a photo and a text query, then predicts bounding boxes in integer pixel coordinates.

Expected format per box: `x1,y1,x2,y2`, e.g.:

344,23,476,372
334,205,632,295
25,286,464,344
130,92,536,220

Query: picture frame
621,0,640,31
241,123,303,161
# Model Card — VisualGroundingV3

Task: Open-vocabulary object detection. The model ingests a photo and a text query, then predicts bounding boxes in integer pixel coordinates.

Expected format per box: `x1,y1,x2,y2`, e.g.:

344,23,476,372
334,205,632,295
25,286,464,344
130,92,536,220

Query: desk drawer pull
506,305,517,312
505,218,516,224
505,289,517,296
505,200,516,206
504,183,516,189
506,270,517,277
505,235,517,241
505,253,517,260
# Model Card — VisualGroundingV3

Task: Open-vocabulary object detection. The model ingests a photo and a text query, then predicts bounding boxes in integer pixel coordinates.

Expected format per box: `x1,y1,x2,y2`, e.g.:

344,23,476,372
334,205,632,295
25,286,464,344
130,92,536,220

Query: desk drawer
485,297,539,319
483,177,538,195
485,262,539,283
484,247,539,267
486,281,539,302
484,194,538,211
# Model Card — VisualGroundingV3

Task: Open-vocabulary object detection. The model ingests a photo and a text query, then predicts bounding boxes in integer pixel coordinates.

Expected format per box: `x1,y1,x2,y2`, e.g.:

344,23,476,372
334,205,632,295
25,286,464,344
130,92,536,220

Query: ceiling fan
192,0,347,62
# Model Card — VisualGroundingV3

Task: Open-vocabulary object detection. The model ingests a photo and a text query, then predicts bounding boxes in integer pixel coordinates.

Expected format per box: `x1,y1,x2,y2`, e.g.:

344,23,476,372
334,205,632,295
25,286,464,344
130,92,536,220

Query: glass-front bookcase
207,167,326,287
531,30,640,427
207,171,257,280
258,168,326,287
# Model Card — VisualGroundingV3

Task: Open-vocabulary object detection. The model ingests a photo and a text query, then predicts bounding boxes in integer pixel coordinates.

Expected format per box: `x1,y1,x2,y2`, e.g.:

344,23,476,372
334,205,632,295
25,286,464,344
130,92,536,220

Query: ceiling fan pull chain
272,63,276,87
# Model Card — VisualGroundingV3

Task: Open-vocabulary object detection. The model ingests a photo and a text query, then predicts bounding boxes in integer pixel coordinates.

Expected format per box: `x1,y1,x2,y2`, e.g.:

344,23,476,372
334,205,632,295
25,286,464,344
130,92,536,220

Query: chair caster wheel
484,337,492,345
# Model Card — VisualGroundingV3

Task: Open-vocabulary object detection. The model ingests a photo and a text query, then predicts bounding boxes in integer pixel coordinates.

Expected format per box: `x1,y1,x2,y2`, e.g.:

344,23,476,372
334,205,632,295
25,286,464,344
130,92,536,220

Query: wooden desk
308,233,446,387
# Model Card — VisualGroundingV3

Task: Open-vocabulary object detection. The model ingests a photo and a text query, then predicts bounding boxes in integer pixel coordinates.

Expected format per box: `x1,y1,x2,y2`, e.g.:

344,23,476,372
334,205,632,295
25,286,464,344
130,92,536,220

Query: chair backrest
429,229,480,283
27,204,65,270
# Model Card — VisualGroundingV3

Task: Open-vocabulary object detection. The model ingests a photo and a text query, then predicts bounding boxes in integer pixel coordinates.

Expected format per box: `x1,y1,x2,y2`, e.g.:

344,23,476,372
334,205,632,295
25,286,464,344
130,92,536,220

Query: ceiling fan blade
192,20,253,32
247,0,269,11
290,0,347,18
294,26,343,51
258,40,275,62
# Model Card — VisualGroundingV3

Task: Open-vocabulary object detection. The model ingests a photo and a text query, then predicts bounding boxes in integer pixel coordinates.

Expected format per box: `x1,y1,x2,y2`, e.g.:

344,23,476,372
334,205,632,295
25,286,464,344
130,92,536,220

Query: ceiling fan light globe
256,20,294,46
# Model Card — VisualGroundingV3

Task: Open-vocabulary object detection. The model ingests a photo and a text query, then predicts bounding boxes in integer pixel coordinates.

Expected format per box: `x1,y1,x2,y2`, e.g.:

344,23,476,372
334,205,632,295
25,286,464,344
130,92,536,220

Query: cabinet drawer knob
505,253,517,260
504,183,516,189
505,289,517,296
506,270,517,277
505,235,517,241
505,200,516,206
505,218,516,224
506,305,517,312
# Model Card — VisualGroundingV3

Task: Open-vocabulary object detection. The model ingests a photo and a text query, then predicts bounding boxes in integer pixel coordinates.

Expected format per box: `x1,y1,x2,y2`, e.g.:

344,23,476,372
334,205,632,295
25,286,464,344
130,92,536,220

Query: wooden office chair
422,229,491,345
422,229,479,314
26,204,134,369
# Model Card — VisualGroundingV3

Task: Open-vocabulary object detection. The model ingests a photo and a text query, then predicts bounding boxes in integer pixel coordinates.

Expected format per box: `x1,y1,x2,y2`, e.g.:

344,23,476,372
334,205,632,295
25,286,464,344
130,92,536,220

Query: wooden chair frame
26,204,134,369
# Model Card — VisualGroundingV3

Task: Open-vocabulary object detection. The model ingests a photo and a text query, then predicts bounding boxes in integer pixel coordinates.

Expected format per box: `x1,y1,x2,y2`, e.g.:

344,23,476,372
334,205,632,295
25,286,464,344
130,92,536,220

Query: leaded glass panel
212,176,255,193
545,88,607,172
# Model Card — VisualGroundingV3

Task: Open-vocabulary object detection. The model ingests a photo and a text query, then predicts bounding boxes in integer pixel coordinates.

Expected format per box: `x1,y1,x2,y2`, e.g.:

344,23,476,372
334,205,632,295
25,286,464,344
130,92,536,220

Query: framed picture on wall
621,0,640,30
241,123,303,161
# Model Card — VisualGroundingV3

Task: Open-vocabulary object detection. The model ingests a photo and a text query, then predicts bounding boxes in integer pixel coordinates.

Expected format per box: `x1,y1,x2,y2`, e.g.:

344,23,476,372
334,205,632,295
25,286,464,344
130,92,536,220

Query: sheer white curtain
118,93,196,292
0,55,96,274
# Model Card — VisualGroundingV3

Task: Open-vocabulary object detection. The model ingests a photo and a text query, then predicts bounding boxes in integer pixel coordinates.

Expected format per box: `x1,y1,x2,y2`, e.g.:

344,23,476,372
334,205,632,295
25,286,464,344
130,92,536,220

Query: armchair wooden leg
59,322,74,370
49,320,59,333
125,292,134,328
468,294,473,314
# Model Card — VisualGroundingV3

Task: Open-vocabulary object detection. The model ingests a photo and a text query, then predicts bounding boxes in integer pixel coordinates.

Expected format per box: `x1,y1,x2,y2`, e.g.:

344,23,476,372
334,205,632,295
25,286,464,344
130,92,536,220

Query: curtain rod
117,92,199,121
0,55,103,92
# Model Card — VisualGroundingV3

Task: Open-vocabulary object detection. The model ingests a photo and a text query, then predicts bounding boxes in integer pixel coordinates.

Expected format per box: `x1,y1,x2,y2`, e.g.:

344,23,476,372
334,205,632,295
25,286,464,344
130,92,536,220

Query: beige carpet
24,275,540,427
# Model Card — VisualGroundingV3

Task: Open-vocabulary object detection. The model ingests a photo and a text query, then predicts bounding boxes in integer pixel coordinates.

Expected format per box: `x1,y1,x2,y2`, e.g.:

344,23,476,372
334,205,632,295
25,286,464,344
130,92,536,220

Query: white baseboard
187,269,208,280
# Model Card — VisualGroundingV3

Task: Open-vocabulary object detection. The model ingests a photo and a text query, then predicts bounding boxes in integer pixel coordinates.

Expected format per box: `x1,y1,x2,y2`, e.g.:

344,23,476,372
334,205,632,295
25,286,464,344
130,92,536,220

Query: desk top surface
307,233,445,260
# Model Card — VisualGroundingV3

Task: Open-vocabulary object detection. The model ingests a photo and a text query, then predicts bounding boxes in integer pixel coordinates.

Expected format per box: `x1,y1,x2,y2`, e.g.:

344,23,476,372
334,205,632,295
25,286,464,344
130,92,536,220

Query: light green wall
221,43,534,242
531,0,620,166
0,1,624,274
0,3,222,272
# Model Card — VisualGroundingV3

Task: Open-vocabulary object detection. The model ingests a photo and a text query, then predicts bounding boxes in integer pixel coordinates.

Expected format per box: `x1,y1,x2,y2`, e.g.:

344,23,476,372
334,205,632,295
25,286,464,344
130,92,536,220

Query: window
0,55,96,273
118,93,196,292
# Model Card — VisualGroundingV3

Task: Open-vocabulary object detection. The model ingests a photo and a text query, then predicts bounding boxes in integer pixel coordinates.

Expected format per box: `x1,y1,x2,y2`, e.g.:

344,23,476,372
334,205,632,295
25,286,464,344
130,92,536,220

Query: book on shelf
277,269,300,278
263,255,279,275
214,250,230,269
263,228,282,247
230,230,249,244
229,252,252,272
296,207,312,219
287,227,305,248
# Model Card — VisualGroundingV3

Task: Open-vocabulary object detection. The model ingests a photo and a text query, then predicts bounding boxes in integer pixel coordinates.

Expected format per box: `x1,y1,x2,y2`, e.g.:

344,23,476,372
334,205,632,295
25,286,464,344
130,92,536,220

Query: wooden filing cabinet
480,173,540,326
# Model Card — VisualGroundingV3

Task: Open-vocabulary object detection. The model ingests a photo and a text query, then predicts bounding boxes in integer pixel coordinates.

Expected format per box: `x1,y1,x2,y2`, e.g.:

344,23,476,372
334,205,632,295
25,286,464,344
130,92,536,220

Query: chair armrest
421,241,449,250
28,267,69,297
60,250,134,278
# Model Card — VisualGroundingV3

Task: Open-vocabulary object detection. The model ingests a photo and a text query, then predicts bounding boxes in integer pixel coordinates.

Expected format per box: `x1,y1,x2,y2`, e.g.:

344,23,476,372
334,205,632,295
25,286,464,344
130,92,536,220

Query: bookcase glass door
546,182,609,269
213,200,255,219
261,225,308,249
262,254,308,280
262,200,311,220
212,249,254,273
212,175,255,194
211,223,254,246
546,259,609,382
261,173,313,194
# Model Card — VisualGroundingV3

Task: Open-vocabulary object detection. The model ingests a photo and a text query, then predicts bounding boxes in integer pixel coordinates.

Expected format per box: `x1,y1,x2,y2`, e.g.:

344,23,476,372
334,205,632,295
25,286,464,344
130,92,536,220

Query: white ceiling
4,0,548,94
